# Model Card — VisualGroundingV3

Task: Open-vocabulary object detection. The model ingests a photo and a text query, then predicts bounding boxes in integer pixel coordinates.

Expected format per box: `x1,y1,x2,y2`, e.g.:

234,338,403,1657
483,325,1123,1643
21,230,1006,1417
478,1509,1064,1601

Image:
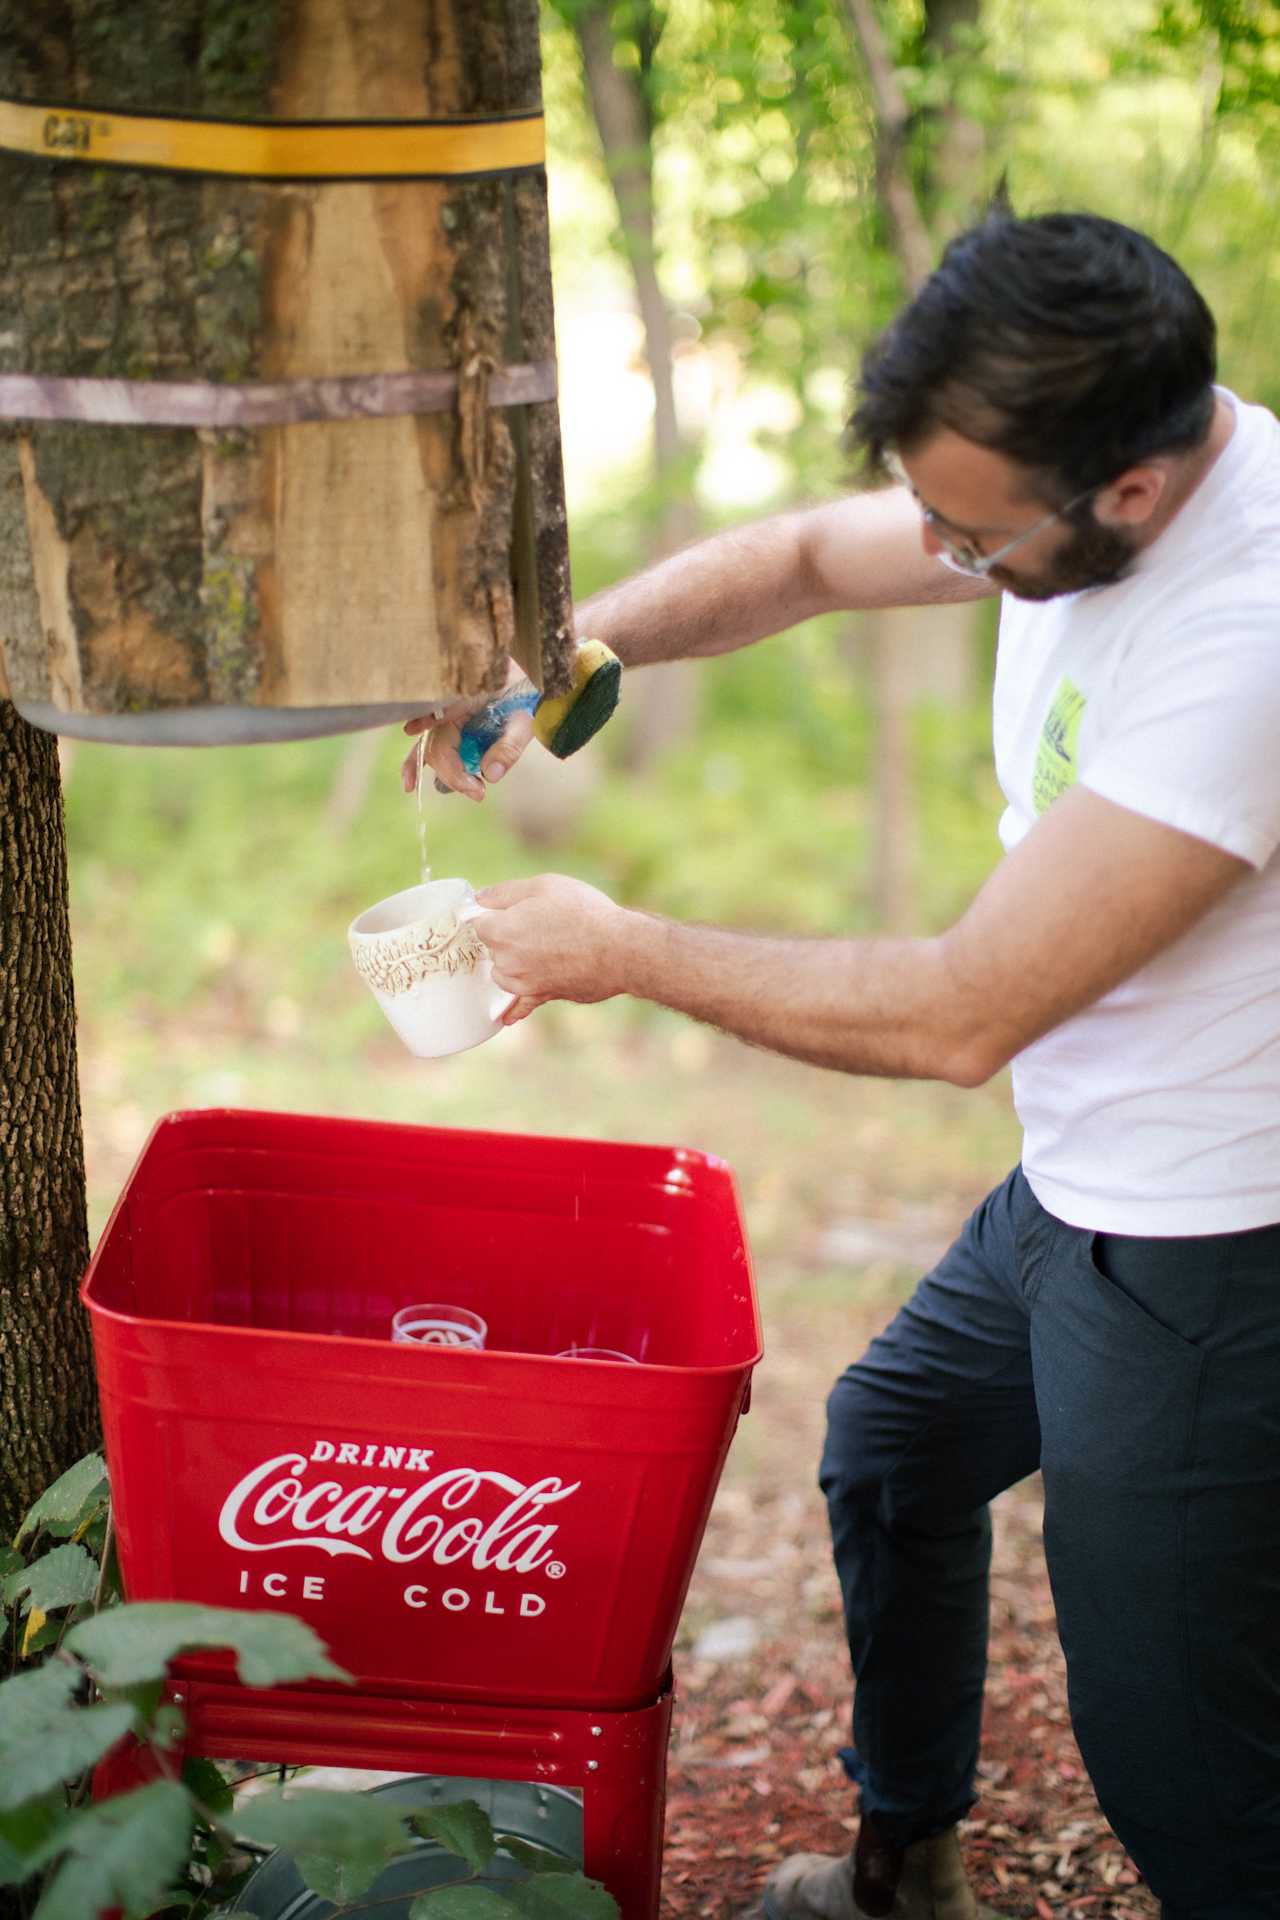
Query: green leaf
66,1602,351,1690
15,1456,108,1545
0,1545,22,1585
71,1511,110,1557
29,1781,192,1920
0,1664,137,1812
0,1794,70,1886
496,1836,575,1876
182,1755,234,1816
151,1703,187,1750
502,1874,620,1920
114,1679,166,1725
412,1801,497,1872
44,1482,109,1541
0,1658,76,1717
232,1788,410,1903
409,1889,520,1919
4,1544,99,1614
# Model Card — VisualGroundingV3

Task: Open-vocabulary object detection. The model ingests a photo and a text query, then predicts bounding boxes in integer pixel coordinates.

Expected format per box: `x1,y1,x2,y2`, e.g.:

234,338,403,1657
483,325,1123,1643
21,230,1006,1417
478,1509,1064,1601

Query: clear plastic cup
555,1345,639,1363
391,1303,487,1349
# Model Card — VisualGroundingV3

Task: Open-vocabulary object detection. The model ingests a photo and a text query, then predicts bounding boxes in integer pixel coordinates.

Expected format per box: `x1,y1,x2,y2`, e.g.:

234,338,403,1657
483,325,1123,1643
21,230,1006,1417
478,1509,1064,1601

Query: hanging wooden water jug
0,0,573,743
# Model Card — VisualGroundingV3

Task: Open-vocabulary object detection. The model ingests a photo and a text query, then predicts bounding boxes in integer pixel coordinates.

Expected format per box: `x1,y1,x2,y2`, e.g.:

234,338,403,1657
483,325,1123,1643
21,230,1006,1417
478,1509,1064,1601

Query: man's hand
469,875,634,1025
400,659,537,801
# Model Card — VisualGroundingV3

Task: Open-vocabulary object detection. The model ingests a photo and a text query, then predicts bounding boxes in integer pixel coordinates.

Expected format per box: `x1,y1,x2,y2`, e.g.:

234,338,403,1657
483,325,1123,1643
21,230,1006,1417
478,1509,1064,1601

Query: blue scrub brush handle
457,683,541,776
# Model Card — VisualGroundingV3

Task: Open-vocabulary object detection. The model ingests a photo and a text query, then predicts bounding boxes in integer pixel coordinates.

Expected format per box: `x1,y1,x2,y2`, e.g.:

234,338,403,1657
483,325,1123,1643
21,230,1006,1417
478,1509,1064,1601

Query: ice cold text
235,1566,548,1615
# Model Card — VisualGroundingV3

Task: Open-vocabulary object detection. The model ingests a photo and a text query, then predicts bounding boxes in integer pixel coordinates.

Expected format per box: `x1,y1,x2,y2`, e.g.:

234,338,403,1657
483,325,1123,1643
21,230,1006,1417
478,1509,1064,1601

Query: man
411,212,1280,1919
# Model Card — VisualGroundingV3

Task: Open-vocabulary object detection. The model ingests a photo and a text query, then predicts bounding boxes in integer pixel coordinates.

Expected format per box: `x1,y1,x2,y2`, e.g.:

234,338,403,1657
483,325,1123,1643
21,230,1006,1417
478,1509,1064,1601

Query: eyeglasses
883,449,1098,578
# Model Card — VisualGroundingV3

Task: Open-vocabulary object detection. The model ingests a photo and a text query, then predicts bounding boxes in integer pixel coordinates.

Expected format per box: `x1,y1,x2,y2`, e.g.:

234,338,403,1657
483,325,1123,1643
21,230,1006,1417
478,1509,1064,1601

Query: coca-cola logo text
218,1446,580,1574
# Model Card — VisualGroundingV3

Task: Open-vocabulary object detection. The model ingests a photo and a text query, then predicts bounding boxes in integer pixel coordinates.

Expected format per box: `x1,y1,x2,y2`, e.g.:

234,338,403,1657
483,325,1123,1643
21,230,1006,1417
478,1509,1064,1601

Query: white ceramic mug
348,878,512,1058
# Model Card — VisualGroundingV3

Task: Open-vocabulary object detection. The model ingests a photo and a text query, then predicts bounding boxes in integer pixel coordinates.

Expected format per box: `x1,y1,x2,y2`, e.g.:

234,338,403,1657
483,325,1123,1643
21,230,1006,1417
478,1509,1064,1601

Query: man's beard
993,515,1141,602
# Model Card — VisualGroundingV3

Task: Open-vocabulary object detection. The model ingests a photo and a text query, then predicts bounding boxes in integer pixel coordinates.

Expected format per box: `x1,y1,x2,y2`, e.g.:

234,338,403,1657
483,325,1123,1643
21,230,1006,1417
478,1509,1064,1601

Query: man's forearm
575,513,826,667
612,911,988,1086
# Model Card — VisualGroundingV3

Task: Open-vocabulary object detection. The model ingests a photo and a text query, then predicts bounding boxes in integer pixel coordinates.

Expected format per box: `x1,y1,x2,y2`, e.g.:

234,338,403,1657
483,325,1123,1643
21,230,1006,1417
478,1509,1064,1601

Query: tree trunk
0,0,574,744
837,0,985,926
574,1,698,773
923,0,985,235
0,700,96,1541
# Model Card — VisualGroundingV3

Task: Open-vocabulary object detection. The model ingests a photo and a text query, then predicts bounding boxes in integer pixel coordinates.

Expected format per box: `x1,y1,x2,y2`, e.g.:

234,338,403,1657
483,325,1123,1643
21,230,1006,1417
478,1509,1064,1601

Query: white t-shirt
994,389,1280,1235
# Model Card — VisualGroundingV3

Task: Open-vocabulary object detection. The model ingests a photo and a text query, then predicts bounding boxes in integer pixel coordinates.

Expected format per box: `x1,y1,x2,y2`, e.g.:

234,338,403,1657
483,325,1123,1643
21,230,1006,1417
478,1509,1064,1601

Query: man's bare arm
472,788,1248,1085
576,487,994,669
410,485,991,793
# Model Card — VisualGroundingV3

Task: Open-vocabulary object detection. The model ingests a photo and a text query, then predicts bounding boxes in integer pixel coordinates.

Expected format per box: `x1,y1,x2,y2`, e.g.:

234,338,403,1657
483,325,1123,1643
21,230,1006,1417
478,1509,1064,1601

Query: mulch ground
660,1313,1159,1920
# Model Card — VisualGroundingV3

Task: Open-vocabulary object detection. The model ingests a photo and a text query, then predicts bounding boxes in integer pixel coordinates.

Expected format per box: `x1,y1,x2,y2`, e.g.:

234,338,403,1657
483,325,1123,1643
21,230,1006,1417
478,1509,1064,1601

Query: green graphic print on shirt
1033,675,1087,814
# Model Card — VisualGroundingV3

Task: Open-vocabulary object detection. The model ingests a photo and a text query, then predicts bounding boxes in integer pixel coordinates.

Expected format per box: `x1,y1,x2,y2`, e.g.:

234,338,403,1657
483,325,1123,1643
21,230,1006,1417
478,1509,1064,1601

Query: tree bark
0,0,574,738
0,700,96,1541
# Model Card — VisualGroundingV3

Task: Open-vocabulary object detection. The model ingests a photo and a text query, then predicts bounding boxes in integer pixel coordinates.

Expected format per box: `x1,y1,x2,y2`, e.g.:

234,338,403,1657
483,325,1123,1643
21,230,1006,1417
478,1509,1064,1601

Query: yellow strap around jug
0,97,544,180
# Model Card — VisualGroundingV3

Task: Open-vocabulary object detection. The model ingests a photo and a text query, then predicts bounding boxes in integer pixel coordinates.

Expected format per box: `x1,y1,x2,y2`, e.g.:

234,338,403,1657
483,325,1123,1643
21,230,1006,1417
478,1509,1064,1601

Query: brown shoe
753,1823,1003,1920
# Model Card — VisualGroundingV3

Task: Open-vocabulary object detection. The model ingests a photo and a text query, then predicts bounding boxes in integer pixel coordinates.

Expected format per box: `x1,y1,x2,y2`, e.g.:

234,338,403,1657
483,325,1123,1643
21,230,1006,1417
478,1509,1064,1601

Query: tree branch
836,0,934,292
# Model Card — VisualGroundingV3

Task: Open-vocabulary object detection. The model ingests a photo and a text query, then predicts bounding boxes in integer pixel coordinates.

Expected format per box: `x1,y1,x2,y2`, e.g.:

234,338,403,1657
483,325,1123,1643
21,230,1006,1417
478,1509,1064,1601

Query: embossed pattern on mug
351,918,485,996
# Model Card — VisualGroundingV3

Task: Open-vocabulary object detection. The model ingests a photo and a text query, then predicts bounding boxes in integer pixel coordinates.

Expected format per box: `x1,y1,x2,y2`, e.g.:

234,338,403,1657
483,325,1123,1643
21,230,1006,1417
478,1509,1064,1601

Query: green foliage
542,0,1280,478
232,1789,414,1903
180,1758,235,1820
489,1837,581,1878
412,1801,499,1874
4,1544,99,1616
13,1455,109,1545
499,1878,620,1920
28,1781,194,1920
0,1793,68,1888
411,1891,521,1920
65,1603,351,1691
0,1460,620,1920
0,1668,136,1813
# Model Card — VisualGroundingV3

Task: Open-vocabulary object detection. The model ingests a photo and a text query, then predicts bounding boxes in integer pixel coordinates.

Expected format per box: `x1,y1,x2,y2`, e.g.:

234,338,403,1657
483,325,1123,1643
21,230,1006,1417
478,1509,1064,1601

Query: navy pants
820,1167,1280,1919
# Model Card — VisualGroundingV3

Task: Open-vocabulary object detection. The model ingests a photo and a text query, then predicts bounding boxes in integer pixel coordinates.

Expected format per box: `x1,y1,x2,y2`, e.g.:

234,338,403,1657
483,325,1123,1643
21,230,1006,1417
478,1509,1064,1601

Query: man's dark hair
850,211,1217,502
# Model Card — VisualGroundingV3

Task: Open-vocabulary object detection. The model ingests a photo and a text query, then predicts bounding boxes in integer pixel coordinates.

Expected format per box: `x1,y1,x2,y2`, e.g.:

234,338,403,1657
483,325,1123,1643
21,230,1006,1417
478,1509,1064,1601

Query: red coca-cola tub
81,1109,761,1710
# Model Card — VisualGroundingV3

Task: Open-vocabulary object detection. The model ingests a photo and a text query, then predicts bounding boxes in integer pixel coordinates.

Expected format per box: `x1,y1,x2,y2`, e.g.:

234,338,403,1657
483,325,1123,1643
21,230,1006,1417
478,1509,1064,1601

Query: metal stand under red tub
83,1110,762,1917
94,1675,674,1917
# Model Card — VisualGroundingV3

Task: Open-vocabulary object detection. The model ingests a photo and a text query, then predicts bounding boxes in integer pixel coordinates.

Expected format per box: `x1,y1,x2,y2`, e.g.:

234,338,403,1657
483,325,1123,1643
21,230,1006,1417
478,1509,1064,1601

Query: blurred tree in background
540,0,1280,914
546,0,704,770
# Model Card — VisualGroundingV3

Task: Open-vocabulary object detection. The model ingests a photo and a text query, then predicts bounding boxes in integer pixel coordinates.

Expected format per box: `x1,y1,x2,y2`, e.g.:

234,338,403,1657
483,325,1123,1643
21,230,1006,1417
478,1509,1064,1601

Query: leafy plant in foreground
1,1456,617,1920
